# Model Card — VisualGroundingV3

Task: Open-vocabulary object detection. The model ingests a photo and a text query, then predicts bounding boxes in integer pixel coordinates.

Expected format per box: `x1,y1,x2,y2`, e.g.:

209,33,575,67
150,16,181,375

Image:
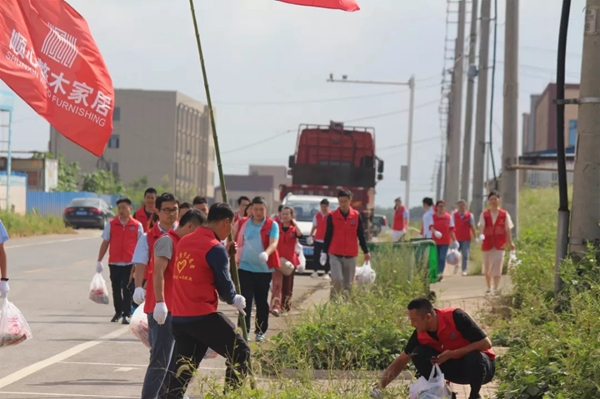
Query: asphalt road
0,230,324,398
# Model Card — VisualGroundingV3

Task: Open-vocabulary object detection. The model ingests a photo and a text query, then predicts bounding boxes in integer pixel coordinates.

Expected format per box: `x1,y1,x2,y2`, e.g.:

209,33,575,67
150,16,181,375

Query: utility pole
461,0,478,201
569,1,600,254
444,0,466,204
471,0,491,219
436,159,443,200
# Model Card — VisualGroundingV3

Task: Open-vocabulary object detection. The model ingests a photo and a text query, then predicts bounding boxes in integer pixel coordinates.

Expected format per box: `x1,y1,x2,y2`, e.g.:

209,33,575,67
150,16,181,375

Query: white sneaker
310,272,319,278
490,289,498,296
453,265,459,275
485,289,491,296
462,271,467,276
322,274,331,280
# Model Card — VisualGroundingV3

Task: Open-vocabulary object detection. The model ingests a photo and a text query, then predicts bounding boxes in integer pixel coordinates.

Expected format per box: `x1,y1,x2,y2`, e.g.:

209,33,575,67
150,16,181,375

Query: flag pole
188,0,255,377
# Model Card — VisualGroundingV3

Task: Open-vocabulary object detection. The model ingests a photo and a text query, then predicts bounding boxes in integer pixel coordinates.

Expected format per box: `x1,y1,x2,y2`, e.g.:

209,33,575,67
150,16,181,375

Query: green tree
81,169,124,194
55,154,79,192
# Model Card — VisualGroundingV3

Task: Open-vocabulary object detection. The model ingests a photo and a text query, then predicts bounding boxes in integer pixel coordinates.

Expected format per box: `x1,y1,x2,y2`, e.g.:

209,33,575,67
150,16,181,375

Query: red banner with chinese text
0,0,114,156
277,0,360,12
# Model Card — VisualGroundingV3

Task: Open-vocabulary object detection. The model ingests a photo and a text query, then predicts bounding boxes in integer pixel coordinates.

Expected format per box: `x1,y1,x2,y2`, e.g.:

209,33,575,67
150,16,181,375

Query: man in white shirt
0,221,10,298
421,197,435,239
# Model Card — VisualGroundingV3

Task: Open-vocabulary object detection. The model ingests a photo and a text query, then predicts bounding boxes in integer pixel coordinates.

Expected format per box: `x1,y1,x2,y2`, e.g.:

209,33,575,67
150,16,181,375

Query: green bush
1,211,71,237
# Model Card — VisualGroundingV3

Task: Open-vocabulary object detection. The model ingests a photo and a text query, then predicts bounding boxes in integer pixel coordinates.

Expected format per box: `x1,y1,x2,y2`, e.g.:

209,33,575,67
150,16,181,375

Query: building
0,155,58,192
48,89,215,198
248,165,291,202
214,175,276,211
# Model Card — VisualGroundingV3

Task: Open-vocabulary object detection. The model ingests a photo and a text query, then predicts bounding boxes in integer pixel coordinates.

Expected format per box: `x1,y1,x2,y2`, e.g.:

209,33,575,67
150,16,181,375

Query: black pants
313,241,330,273
411,345,495,399
238,269,272,335
167,313,250,398
108,264,133,317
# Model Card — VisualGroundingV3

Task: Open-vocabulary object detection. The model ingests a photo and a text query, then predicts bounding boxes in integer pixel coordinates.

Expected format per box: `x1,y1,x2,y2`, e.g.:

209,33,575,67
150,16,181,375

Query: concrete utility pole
471,0,491,219
501,0,519,236
460,0,479,201
569,1,600,254
444,0,466,204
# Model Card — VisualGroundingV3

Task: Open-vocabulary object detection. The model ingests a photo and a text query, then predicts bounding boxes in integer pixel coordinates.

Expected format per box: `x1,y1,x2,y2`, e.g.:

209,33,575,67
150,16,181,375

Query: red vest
144,223,173,313
278,224,300,266
314,211,330,242
171,227,222,317
108,217,140,264
134,207,151,233
432,212,453,245
233,212,243,225
453,211,473,242
417,308,496,361
237,217,281,269
160,231,181,309
328,207,360,257
393,206,407,231
481,209,507,251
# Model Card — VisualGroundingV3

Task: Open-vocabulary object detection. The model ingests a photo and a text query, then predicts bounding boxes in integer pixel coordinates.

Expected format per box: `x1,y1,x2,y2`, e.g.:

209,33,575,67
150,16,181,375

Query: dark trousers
313,241,330,273
238,269,272,335
411,345,495,399
142,313,178,399
168,313,251,398
109,264,133,316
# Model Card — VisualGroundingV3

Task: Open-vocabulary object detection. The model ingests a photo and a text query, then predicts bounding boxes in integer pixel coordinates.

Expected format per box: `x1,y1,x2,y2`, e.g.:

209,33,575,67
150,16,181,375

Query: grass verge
1,211,71,237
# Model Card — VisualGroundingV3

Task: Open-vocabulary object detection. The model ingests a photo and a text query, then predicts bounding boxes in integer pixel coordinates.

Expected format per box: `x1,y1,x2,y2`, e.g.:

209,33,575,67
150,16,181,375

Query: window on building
112,162,119,175
113,107,121,121
568,119,577,147
108,135,120,149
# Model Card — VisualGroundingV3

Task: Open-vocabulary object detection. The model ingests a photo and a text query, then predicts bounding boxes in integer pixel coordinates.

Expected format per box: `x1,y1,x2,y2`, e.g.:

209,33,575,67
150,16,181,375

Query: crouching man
372,298,495,399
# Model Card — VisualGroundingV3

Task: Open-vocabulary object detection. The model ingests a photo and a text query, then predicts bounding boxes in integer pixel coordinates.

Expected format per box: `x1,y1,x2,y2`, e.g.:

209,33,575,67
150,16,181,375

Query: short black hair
435,199,446,207
144,188,157,197
282,206,295,218
337,190,351,199
116,197,132,206
237,196,250,205
320,199,329,205
179,208,206,226
278,205,284,212
422,197,434,207
155,192,178,211
207,203,235,222
488,190,500,199
193,196,208,205
252,196,265,205
180,202,191,210
407,297,435,317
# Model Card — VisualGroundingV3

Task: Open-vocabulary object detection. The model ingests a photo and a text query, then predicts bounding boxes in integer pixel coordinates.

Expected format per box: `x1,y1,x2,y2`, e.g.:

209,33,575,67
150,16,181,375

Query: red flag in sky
0,0,114,157
277,0,360,12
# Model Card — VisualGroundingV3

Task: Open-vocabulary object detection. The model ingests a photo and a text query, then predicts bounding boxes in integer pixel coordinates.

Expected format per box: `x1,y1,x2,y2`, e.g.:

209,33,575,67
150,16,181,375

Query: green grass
1,211,72,237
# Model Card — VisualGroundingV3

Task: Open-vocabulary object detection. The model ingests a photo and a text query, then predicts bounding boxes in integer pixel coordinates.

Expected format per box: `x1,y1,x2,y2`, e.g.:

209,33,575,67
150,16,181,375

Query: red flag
277,0,360,12
0,0,114,156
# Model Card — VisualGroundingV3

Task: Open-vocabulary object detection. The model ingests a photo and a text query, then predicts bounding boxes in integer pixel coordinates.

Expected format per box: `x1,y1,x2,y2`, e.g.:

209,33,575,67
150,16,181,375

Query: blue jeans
437,244,450,275
458,240,471,272
142,312,178,399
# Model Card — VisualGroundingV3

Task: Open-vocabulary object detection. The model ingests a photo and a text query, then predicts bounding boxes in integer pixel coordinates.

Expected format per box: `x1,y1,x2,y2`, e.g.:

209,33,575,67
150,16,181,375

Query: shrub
1,211,71,237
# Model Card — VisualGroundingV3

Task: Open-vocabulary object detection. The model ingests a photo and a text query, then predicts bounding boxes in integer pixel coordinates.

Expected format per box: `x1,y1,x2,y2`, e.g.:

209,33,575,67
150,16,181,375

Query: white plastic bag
445,249,462,266
409,365,453,399
296,242,306,274
129,302,150,348
508,250,520,268
355,262,376,285
89,273,109,305
0,298,32,348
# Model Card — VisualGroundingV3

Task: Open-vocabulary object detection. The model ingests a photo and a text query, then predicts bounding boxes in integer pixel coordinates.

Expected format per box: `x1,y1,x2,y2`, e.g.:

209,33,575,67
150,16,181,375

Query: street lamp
327,74,416,209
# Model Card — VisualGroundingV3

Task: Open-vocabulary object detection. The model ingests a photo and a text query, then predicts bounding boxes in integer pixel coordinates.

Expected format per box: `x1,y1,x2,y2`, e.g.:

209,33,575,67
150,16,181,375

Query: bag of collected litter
445,249,462,266
295,242,306,274
355,262,376,285
89,273,109,305
508,250,520,268
129,302,150,348
0,297,33,349
409,364,453,399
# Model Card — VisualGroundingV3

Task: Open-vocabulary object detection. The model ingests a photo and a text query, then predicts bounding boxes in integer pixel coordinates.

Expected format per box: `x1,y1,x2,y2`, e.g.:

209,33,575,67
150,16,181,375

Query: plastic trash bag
508,250,520,268
409,364,453,399
0,298,33,348
355,262,376,285
445,249,462,266
129,302,150,348
89,273,109,305
296,242,306,274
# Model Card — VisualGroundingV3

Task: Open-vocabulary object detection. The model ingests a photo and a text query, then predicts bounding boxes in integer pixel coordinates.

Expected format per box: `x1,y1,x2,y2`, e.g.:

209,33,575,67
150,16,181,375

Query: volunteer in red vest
309,198,331,279
322,190,370,299
134,187,157,232
234,196,280,342
270,206,302,317
96,198,143,324
430,200,457,282
0,220,11,299
167,203,249,396
274,204,283,224
420,197,435,238
454,199,477,276
140,209,205,399
234,196,250,225
391,197,409,243
372,297,495,399
478,190,515,296
193,195,209,216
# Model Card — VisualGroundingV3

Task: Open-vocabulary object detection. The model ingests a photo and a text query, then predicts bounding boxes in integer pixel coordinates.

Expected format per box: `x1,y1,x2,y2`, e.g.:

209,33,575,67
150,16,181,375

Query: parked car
63,198,114,230
371,214,388,237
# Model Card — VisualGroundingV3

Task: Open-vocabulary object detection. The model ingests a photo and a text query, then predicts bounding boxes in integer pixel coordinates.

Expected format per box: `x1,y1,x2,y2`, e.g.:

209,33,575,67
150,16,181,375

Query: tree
55,154,79,192
81,169,124,194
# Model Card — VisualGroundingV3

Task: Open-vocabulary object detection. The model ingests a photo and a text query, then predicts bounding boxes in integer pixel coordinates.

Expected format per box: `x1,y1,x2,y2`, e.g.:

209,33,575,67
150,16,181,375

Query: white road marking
114,367,136,372
0,327,129,389
60,361,226,371
0,392,138,398
6,235,98,250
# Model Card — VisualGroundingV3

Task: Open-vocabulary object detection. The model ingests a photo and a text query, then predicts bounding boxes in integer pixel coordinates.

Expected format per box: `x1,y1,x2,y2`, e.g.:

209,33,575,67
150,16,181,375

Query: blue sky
0,0,587,206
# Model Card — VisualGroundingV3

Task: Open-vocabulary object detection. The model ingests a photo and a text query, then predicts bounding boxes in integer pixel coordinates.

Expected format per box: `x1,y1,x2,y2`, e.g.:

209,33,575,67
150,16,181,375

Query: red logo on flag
0,0,114,156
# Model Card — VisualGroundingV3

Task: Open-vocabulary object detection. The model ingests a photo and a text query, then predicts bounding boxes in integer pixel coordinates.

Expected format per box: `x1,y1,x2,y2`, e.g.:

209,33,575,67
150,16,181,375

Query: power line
222,129,295,155
344,98,439,123
377,135,442,152
214,90,407,106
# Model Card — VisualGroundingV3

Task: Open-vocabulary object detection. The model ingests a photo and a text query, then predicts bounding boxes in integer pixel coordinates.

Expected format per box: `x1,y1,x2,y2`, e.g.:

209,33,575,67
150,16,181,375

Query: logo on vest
449,332,457,339
350,219,356,225
174,251,195,281
130,226,135,231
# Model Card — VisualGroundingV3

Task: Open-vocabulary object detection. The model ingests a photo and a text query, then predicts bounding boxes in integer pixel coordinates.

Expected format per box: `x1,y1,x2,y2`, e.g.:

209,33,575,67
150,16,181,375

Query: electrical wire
214,89,407,106
344,99,439,123
222,129,295,155
377,135,442,153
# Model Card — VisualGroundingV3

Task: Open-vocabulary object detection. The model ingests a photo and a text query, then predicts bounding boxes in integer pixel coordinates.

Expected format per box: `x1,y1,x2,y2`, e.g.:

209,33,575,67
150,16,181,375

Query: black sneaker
110,313,121,323
121,316,131,325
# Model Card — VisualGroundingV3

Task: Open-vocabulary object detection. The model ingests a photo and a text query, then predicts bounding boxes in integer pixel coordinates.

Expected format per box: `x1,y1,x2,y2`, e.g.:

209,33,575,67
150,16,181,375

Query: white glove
0,280,9,297
370,388,383,399
231,294,247,316
320,252,327,266
434,230,442,239
258,252,269,264
306,236,314,246
451,241,459,250
96,261,104,273
477,233,485,243
153,302,168,325
133,287,146,305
